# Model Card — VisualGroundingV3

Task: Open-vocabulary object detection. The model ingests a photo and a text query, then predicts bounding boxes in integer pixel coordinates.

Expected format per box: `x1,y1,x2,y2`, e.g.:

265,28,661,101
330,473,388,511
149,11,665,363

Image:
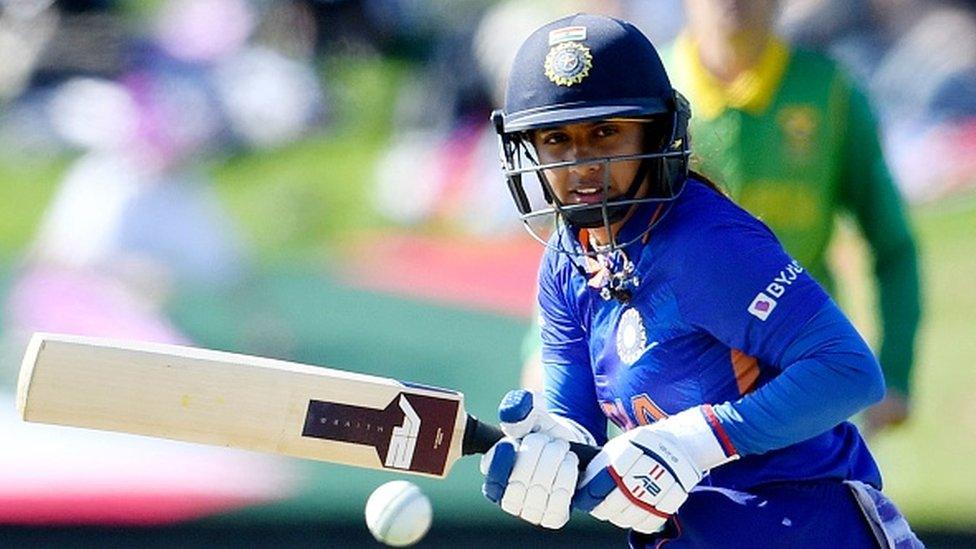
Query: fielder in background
666,0,922,436
481,13,922,547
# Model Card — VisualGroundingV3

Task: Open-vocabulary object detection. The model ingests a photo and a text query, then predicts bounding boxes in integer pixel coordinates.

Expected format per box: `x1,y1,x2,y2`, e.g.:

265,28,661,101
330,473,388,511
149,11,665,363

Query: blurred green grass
211,56,404,263
0,160,66,261
0,55,974,532
0,57,403,263
868,193,976,529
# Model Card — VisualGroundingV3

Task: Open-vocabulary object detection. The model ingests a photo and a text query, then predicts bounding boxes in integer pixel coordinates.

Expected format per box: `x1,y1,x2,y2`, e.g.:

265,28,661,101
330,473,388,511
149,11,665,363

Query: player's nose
567,162,603,185
565,145,602,175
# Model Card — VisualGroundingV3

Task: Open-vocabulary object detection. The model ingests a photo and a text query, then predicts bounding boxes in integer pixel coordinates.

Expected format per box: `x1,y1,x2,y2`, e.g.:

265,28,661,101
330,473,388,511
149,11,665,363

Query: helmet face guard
494,14,693,259
493,92,692,256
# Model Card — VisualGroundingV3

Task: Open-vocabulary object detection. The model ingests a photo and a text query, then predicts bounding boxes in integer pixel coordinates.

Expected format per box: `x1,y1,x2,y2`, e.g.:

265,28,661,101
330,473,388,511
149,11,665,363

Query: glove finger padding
590,488,632,523
500,433,548,516
519,437,572,524
541,454,578,529
633,512,669,534
481,389,597,529
482,432,578,529
481,438,517,504
615,501,656,529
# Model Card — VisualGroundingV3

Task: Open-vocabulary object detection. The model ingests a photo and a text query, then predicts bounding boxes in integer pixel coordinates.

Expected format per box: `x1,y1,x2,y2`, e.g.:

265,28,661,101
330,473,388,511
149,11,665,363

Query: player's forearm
542,360,609,445
710,302,884,455
875,237,922,396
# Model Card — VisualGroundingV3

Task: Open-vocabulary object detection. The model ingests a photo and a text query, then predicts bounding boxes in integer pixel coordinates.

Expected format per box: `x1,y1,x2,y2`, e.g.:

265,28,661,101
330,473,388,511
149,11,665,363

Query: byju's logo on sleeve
747,260,805,321
748,293,777,320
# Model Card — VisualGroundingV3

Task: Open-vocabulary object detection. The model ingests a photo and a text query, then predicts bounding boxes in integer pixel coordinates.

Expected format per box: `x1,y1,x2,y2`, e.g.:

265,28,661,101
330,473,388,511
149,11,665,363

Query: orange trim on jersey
578,228,590,251
576,204,665,248
632,393,669,425
730,349,760,395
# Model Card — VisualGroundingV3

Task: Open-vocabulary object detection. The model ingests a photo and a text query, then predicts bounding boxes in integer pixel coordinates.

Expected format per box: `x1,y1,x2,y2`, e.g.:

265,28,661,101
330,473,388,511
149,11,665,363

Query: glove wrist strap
655,405,739,472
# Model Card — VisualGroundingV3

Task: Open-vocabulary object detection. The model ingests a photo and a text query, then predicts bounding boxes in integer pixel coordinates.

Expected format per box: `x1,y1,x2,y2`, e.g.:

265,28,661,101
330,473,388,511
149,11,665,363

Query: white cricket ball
364,480,433,547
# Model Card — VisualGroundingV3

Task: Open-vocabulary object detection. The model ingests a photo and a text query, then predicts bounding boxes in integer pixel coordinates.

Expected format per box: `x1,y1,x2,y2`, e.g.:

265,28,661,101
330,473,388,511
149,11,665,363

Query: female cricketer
479,13,923,548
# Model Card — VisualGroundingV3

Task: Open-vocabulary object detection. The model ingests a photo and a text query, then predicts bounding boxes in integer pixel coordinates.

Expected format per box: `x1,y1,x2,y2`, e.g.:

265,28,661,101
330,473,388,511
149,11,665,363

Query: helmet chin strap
558,158,657,304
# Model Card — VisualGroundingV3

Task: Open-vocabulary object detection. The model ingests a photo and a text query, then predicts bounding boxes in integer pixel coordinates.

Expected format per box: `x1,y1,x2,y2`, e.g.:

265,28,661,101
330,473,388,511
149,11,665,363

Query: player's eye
594,124,619,138
539,131,569,146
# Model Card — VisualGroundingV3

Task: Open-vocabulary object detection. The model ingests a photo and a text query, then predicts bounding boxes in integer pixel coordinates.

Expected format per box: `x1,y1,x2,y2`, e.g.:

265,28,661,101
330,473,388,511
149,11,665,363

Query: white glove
573,405,738,533
494,389,597,445
480,389,595,529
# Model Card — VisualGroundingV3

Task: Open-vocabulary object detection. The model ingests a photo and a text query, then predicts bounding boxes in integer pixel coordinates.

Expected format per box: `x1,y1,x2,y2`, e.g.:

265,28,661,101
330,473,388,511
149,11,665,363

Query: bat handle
462,415,600,470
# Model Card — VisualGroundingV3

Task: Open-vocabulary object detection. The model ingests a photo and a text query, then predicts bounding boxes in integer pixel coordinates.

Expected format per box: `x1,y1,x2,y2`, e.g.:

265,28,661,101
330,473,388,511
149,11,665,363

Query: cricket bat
17,333,597,478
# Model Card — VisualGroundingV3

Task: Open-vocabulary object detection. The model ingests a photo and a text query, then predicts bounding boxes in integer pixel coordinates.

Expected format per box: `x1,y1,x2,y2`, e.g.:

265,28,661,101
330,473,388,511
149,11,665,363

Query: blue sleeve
712,301,885,455
537,252,608,444
675,209,830,366
673,200,881,454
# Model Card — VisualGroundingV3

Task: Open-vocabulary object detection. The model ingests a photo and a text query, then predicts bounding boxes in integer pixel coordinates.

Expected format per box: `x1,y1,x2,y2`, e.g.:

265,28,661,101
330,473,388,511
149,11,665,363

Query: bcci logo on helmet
545,42,593,87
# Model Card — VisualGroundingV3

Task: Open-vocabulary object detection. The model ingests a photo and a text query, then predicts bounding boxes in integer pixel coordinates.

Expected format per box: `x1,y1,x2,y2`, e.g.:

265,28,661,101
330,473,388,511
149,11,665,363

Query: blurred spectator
665,0,922,436
0,0,59,101
370,0,569,235
0,70,245,383
0,0,330,382
23,0,129,88
0,3,324,523
212,45,325,149
780,0,976,200
151,0,327,150
371,0,683,236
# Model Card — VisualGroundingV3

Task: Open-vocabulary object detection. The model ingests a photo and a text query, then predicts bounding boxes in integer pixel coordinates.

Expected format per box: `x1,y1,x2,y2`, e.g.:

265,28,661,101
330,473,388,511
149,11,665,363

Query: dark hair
689,170,729,197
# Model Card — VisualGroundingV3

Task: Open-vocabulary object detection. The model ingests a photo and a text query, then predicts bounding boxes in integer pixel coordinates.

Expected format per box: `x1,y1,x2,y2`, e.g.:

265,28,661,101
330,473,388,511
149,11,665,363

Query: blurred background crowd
0,0,973,547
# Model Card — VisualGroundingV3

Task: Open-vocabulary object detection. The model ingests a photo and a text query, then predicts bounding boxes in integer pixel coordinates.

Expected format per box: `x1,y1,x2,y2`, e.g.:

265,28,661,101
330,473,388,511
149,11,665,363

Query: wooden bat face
18,333,470,478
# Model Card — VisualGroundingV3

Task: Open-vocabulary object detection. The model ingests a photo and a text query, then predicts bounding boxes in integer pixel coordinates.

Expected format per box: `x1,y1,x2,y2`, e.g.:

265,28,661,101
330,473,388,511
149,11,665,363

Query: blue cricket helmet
492,13,691,235
501,13,676,132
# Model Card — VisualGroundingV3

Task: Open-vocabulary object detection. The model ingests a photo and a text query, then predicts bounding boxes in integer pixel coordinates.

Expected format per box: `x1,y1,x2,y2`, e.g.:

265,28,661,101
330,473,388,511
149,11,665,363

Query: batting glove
494,389,598,445
480,390,596,529
573,405,738,533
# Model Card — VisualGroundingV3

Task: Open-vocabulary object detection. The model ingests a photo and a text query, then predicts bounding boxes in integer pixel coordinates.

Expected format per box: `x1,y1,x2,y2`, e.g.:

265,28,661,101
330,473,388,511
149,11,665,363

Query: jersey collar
563,201,668,288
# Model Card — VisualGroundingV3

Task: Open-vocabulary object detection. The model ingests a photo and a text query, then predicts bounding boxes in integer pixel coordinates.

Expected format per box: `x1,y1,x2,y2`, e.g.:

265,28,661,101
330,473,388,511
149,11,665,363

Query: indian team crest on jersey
544,41,593,87
616,307,648,365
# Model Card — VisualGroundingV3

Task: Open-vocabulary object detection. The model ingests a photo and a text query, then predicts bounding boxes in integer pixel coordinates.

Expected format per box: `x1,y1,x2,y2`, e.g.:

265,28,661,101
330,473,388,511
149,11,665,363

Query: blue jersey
538,178,882,490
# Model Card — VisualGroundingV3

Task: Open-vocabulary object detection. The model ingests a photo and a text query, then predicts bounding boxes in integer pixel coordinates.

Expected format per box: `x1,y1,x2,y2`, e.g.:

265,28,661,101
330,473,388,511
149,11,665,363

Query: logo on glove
633,464,666,498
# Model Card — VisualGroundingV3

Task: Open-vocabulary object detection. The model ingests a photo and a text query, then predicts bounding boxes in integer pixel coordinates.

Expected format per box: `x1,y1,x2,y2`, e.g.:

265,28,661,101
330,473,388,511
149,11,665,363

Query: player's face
684,0,778,37
531,119,645,208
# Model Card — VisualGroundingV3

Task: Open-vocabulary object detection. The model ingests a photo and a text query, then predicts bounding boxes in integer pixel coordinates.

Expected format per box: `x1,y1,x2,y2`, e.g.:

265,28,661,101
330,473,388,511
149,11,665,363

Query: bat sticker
302,392,460,475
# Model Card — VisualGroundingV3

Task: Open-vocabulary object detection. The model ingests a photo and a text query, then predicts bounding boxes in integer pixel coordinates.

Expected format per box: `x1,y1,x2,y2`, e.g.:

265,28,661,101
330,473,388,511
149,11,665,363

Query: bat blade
17,333,471,478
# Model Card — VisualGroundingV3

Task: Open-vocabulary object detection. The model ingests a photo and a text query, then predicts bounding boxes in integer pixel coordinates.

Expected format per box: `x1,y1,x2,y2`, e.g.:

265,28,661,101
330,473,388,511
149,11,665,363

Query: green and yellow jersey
665,35,921,397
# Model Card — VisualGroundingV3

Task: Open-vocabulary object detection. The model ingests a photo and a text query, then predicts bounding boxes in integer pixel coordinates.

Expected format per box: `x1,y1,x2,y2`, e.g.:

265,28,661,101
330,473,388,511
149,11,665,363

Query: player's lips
571,184,610,204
